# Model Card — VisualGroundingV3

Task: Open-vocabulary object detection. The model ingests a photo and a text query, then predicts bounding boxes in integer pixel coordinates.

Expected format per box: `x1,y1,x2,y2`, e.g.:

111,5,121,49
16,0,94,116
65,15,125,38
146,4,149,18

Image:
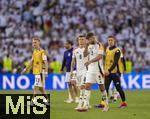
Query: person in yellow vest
104,36,127,108
21,36,49,106
109,48,126,103
50,58,62,73
125,58,132,73
3,54,12,73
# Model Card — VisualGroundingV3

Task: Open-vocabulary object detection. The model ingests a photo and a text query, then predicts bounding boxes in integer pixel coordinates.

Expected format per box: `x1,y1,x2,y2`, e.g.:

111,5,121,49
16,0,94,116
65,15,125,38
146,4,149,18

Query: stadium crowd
0,0,149,73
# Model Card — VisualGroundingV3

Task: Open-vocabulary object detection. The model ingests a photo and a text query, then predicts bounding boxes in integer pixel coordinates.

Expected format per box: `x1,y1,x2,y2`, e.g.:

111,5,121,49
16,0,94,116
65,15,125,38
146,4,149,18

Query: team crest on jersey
68,53,71,56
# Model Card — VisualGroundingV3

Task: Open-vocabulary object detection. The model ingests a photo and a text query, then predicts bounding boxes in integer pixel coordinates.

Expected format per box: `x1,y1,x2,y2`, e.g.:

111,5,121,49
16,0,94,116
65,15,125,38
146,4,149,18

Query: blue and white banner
0,73,150,90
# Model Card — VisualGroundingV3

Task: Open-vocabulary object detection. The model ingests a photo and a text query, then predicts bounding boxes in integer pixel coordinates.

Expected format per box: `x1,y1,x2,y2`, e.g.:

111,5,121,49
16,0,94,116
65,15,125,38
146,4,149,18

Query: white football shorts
34,74,45,87
85,71,104,84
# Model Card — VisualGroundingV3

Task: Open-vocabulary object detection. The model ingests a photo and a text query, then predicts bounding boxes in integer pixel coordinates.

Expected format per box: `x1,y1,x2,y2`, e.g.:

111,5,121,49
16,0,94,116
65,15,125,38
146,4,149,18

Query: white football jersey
87,43,104,73
72,47,88,72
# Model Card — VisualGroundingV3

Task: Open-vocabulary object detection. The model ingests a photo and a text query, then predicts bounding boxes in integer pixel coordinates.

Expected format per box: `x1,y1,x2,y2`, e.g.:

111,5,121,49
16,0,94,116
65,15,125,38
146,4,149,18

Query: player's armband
42,55,47,61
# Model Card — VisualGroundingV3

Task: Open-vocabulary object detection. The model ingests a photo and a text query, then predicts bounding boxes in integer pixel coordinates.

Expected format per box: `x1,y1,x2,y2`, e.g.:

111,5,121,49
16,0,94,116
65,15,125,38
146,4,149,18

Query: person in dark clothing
61,40,77,103
104,36,127,108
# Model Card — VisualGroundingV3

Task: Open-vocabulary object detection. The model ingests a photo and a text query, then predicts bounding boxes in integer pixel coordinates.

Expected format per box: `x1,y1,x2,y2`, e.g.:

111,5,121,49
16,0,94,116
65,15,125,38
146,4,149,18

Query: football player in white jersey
70,35,89,110
80,32,109,112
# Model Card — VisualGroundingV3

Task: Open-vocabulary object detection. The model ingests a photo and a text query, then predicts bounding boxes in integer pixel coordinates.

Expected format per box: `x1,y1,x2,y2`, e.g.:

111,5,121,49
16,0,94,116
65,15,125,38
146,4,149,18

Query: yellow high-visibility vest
33,49,46,74
50,61,62,73
24,60,31,73
125,60,132,73
105,47,124,73
4,57,12,72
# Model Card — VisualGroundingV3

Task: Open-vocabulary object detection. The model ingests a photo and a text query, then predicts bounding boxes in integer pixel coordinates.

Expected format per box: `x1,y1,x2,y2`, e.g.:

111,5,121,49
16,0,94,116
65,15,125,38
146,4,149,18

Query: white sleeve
72,50,75,58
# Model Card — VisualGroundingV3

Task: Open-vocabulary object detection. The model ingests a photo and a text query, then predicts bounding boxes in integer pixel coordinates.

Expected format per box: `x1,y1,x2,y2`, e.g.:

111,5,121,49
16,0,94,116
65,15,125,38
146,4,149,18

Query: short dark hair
78,34,85,38
86,32,95,39
108,35,116,40
108,35,117,43
77,34,86,40
66,40,73,46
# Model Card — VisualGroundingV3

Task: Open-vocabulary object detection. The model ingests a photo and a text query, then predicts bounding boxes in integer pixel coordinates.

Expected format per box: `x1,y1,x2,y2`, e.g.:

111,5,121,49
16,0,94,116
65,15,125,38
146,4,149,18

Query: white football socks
77,89,84,107
83,90,91,107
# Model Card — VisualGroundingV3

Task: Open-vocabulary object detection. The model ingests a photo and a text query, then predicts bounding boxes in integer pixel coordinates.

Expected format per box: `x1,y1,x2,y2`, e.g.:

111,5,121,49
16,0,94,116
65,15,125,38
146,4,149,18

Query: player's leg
36,73,50,105
39,87,50,106
64,72,74,103
99,84,109,112
71,71,79,103
109,87,114,103
104,75,112,95
108,82,119,103
39,73,49,102
81,72,94,111
82,83,92,110
112,74,127,108
97,74,109,112
71,80,79,103
75,85,85,109
31,75,41,105
75,74,86,110
108,82,117,103
67,82,74,102
113,87,120,102
31,86,39,105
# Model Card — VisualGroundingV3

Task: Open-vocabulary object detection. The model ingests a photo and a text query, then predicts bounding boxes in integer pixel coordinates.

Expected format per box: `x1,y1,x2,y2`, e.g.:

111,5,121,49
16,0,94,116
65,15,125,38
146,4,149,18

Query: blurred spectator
0,0,149,73
50,58,62,73
3,54,12,73
23,58,32,73
125,58,133,73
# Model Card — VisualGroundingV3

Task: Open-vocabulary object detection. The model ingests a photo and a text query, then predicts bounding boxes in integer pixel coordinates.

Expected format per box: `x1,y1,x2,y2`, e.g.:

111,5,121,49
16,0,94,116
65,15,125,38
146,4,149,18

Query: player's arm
70,57,76,79
89,54,102,63
85,54,102,67
42,53,48,74
41,51,48,80
60,53,66,72
70,49,76,78
83,43,89,57
121,57,126,72
21,57,33,74
108,50,121,73
85,45,103,66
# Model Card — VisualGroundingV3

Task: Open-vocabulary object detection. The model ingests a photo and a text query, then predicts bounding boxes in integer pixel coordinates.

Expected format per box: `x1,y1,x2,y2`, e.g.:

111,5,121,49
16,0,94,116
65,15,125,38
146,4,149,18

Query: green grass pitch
1,90,150,119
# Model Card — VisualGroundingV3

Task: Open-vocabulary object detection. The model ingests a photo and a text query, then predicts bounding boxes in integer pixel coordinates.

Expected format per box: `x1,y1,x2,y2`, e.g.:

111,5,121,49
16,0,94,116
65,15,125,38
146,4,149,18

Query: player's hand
84,61,91,67
70,72,73,79
21,68,26,74
45,72,48,80
104,70,110,76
